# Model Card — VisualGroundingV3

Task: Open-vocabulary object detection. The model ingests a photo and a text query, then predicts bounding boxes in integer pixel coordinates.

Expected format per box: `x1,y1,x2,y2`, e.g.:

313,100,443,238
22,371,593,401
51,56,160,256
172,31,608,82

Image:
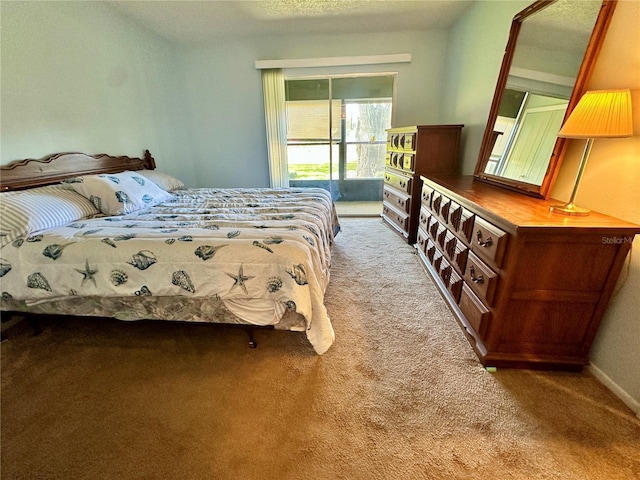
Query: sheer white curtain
261,69,289,188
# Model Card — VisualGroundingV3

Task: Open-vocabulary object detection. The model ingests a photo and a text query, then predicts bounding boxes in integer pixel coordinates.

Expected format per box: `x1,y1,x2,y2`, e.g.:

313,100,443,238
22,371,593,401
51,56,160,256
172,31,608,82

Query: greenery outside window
285,74,395,201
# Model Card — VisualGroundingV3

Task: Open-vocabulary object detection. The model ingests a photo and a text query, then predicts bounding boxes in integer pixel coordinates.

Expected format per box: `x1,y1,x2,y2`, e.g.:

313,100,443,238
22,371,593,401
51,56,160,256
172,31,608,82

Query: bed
0,150,340,354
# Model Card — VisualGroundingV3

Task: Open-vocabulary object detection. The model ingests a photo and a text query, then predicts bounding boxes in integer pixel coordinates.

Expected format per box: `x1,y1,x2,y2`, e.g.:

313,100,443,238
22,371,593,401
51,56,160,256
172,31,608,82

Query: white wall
179,29,449,187
0,0,196,186
441,0,531,173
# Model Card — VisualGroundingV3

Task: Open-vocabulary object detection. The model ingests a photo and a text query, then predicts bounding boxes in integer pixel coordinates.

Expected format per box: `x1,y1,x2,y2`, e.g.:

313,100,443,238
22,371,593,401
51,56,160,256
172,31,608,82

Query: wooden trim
255,53,411,69
475,0,618,200
0,150,156,192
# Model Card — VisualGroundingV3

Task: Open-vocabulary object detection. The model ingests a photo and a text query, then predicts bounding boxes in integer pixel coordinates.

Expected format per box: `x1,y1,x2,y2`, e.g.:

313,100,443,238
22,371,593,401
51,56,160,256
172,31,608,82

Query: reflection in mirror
475,0,616,198
486,90,568,184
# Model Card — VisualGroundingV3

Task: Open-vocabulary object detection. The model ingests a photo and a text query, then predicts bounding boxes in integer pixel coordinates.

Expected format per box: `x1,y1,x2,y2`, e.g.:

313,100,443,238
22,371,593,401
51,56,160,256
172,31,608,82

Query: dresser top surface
423,175,640,233
386,125,464,133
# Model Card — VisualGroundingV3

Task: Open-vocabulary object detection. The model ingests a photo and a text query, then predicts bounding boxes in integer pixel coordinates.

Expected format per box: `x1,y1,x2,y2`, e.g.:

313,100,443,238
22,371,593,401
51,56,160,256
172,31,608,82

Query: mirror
474,0,617,198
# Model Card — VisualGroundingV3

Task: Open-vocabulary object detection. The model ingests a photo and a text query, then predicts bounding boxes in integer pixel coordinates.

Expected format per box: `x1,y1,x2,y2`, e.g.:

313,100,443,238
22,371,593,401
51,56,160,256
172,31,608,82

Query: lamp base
549,202,590,216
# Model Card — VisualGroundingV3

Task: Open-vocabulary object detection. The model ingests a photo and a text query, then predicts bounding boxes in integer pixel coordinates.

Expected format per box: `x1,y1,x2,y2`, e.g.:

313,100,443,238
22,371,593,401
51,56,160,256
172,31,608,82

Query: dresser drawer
447,200,461,228
443,230,458,261
436,223,448,250
401,132,416,151
431,190,443,217
382,204,409,232
448,268,463,303
383,186,410,213
425,238,437,263
438,257,453,290
437,196,452,224
401,153,415,172
421,184,435,208
459,283,490,334
438,256,453,286
456,207,475,243
387,151,400,169
451,239,469,274
384,170,412,194
471,216,508,267
416,227,429,254
388,133,401,149
428,218,439,242
464,251,498,305
432,247,444,272
418,206,432,232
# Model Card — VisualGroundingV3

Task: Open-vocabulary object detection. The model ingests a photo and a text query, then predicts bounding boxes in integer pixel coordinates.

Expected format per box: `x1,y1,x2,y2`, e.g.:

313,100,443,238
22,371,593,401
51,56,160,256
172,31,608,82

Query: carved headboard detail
0,150,156,192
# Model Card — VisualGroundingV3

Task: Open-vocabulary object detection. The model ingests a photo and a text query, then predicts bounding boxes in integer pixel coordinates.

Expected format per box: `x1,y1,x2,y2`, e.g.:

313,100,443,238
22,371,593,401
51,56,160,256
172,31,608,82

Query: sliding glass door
285,74,394,201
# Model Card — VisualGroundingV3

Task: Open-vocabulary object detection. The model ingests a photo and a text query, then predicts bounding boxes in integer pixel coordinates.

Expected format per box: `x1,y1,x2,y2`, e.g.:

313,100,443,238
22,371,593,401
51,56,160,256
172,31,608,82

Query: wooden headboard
0,150,156,192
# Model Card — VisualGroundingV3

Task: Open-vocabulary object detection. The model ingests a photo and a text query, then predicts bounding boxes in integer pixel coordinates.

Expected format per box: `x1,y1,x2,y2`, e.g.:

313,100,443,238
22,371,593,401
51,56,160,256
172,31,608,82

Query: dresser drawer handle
476,230,493,247
469,266,484,284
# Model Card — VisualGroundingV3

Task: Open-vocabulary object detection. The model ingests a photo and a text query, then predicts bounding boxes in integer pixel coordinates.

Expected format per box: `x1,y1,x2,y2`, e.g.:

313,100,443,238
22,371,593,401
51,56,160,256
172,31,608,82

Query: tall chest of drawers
417,174,640,371
382,125,462,244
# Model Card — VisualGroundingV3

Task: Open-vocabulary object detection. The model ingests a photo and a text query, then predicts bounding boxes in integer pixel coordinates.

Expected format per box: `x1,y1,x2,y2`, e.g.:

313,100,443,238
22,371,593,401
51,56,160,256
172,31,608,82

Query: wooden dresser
382,125,462,244
416,174,640,371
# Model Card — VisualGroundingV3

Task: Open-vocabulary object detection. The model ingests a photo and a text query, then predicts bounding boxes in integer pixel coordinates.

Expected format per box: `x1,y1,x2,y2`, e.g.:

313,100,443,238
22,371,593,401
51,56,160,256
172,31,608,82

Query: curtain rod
255,54,411,69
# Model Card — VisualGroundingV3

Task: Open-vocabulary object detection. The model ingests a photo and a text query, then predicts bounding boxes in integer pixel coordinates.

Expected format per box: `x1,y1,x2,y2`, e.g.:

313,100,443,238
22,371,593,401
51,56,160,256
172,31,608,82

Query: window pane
332,76,394,99
285,75,394,187
285,79,329,101
287,144,339,180
344,100,391,178
345,143,387,179
286,100,341,141
344,100,392,143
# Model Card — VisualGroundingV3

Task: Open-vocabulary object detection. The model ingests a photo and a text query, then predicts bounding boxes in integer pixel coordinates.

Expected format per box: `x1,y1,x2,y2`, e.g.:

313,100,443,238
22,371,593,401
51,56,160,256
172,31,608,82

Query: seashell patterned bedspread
0,187,340,354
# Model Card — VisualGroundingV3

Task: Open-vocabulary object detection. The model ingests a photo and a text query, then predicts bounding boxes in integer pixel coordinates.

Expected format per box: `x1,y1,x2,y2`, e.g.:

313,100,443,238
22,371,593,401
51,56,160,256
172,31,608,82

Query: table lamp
550,89,633,216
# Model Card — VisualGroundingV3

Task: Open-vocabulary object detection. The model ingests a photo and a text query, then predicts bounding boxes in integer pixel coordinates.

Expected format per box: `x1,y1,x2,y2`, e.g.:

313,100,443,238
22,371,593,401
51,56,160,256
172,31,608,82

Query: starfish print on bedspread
226,264,254,294
75,259,99,287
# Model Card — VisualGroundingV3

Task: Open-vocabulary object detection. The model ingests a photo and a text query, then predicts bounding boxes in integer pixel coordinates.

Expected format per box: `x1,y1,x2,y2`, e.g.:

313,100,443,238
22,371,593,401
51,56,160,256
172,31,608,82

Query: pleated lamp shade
558,89,633,139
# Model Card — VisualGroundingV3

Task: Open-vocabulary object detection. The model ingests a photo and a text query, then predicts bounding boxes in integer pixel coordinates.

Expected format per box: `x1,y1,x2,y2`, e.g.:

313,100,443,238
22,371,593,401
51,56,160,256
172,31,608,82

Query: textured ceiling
520,0,602,54
106,0,475,44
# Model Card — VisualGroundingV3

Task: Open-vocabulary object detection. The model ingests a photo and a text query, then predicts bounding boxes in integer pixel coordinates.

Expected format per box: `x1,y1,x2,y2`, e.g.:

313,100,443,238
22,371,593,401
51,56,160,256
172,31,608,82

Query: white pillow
0,185,100,245
66,171,173,215
137,170,185,192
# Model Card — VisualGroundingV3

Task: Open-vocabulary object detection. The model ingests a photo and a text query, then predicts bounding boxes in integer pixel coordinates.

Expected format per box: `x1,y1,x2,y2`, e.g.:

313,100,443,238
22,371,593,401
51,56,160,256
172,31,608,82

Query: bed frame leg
29,316,43,336
246,328,258,348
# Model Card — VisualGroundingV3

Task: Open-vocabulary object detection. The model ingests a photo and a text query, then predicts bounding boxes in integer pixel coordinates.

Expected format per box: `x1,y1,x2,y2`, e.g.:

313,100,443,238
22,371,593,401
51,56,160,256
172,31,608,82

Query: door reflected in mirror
485,89,568,185
474,0,616,198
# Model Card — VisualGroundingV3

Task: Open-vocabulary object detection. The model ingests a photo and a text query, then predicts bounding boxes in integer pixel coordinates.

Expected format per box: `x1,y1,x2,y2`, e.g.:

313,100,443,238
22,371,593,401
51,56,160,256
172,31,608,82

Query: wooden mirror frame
474,0,617,199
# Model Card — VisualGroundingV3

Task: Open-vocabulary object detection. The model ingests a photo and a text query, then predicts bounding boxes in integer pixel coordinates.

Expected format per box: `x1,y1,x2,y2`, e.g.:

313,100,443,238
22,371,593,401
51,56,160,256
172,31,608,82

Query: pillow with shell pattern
137,170,185,192
65,171,173,215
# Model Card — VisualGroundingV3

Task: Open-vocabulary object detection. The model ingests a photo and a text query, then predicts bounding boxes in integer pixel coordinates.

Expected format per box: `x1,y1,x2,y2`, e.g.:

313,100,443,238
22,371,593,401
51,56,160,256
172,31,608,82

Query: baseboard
338,213,382,218
588,364,640,418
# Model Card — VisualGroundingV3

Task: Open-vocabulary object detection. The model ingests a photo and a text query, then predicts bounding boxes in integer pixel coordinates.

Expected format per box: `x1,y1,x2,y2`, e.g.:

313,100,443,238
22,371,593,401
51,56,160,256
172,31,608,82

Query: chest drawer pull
476,230,493,247
469,266,484,284
471,216,507,267
464,252,498,305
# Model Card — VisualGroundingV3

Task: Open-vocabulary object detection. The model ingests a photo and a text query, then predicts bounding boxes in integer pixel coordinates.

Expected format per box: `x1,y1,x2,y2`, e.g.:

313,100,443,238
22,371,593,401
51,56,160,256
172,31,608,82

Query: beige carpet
2,218,639,480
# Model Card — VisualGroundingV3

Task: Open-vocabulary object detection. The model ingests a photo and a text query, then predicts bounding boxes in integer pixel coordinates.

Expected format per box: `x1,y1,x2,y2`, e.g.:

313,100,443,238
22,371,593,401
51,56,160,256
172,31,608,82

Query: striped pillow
0,185,99,245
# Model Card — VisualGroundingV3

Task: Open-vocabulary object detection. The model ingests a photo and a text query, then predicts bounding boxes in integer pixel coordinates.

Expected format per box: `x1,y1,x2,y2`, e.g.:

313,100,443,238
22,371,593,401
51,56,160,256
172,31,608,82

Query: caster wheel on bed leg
246,329,257,348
